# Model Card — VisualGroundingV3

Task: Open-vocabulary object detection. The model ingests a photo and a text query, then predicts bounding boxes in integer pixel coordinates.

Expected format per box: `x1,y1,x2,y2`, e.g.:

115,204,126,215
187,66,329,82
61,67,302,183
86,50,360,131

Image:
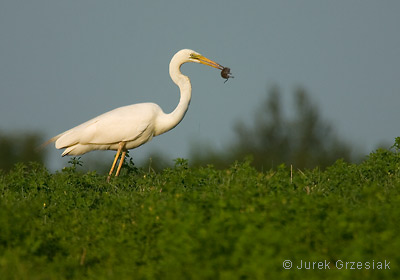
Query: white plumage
53,103,160,156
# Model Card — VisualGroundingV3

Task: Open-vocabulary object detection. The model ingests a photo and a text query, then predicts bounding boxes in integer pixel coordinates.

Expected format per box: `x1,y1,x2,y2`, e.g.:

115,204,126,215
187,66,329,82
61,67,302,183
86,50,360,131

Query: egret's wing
53,103,159,149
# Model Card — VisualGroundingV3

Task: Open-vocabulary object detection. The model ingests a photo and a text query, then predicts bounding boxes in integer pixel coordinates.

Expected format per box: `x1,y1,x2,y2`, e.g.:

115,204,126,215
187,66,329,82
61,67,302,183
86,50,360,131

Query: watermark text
282,259,390,270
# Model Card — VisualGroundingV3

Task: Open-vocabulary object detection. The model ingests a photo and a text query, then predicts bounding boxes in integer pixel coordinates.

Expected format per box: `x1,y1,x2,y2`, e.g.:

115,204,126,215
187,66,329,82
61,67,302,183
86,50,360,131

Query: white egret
46,49,231,181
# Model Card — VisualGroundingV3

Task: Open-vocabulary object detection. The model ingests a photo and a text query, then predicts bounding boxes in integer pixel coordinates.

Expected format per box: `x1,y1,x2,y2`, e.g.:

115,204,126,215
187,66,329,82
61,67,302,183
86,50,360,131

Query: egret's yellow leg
107,142,124,182
115,150,127,177
107,148,121,182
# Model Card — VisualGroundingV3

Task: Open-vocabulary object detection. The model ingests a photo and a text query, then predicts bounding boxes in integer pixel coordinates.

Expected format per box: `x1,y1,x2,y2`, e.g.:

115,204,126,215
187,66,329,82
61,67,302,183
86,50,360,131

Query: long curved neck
154,56,192,136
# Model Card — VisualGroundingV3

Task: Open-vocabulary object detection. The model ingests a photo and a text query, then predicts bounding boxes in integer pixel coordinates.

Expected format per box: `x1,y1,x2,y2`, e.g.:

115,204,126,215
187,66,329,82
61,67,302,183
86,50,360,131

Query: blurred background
1,1,399,172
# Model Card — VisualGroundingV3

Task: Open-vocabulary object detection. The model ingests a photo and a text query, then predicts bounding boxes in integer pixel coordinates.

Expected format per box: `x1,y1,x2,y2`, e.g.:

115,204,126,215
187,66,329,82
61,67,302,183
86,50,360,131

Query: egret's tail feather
37,134,62,151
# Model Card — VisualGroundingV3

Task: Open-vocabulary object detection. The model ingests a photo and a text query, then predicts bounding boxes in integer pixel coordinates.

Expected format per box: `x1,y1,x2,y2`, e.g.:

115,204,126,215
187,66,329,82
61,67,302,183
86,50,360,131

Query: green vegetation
1,139,400,279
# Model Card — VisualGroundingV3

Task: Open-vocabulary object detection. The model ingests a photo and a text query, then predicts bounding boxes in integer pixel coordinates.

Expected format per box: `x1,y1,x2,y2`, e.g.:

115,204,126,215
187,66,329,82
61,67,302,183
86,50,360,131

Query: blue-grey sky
1,1,400,170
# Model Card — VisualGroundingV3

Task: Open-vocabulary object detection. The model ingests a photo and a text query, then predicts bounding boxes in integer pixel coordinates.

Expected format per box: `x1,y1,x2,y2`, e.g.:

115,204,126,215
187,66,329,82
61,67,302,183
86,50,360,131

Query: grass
1,140,400,279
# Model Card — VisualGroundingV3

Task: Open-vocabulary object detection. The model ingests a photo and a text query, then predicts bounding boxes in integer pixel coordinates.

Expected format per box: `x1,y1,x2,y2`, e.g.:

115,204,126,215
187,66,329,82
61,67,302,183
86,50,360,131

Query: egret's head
170,49,232,82
172,49,224,70
188,51,224,70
